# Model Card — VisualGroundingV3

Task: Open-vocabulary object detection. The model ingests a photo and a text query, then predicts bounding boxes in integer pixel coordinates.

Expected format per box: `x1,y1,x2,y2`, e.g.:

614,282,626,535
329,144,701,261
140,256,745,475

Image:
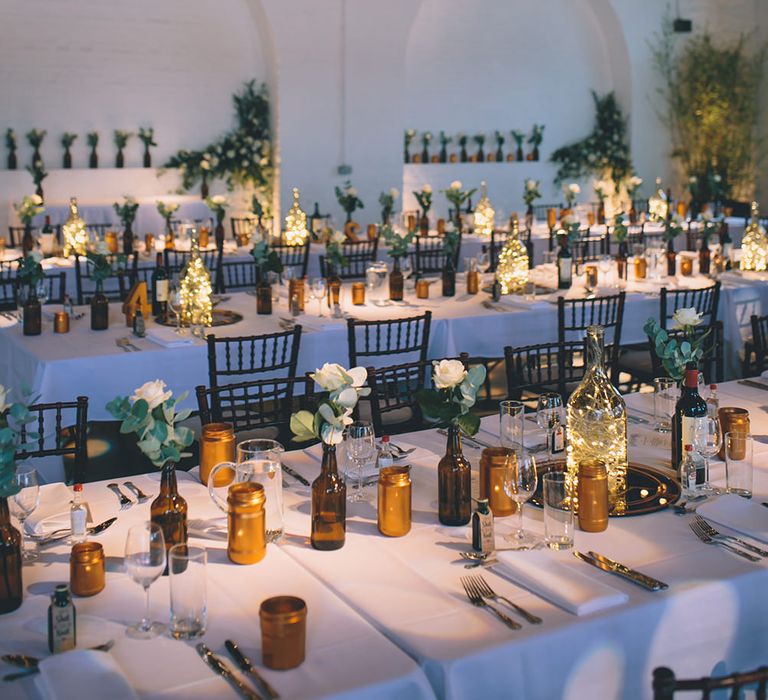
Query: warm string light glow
62,197,89,258
495,220,529,294
473,181,494,238
566,325,628,515
180,230,213,330
284,187,309,246
740,201,768,272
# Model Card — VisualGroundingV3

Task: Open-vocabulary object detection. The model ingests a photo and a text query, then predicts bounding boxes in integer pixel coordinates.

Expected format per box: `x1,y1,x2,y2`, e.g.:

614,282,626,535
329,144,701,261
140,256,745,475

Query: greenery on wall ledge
651,20,766,203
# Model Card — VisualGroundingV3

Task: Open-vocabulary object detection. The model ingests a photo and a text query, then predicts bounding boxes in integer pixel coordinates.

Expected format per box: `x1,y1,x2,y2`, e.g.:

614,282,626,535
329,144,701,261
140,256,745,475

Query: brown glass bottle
666,239,677,277
438,426,471,526
22,295,42,336
256,278,272,315
311,444,346,550
90,281,109,331
123,223,134,255
597,203,606,225
327,274,341,309
699,239,711,275
150,462,188,574
615,240,628,281
0,497,22,614
22,225,35,255
389,258,404,301
442,256,456,297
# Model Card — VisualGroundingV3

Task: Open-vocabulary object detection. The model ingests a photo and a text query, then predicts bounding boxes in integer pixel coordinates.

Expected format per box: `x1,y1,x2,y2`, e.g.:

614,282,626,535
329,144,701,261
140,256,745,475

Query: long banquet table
1,378,766,699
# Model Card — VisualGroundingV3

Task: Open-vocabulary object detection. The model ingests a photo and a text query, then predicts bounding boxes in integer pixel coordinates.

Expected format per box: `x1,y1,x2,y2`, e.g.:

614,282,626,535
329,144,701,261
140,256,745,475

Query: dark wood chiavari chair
319,239,379,279
412,235,461,275
649,320,724,384
272,240,311,278
347,311,432,367
572,226,611,264
8,224,62,248
660,282,720,329
73,252,139,304
219,259,259,292
744,313,768,376
652,664,768,700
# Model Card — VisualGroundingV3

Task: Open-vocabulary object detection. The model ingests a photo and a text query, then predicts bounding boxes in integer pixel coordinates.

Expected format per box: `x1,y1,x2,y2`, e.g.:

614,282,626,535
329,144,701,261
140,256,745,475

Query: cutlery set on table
197,640,280,700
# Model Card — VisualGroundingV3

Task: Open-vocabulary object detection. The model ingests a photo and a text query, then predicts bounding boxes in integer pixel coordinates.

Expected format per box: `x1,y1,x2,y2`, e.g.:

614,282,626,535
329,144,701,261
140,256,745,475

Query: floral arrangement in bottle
473,133,485,161
613,212,629,245
457,132,469,161
86,251,121,281
494,130,505,161
523,179,541,207
324,230,348,273
14,195,44,226
404,129,416,162
415,360,486,436
663,210,685,243
439,131,451,162
444,181,477,218
113,130,132,168
443,222,460,257
290,364,370,445
413,184,432,219
511,129,525,160
106,381,194,467
698,210,721,245
379,188,398,224
5,129,17,169
381,223,414,259
335,181,364,223
563,183,581,209
16,252,44,298
26,129,46,168
420,131,432,161
60,133,77,168
528,124,545,159
138,127,156,167
87,131,99,168
250,234,283,276
644,308,710,382
0,386,36,497
593,179,611,203
114,197,139,230
626,175,643,198
156,201,180,232
205,195,229,227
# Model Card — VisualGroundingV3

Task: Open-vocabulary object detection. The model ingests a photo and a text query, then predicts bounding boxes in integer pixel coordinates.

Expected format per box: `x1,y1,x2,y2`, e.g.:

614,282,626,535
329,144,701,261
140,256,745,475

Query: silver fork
124,481,152,503
388,442,416,458
107,483,133,510
469,575,543,624
115,338,132,353
688,520,759,562
693,516,768,557
121,337,142,352
460,577,521,629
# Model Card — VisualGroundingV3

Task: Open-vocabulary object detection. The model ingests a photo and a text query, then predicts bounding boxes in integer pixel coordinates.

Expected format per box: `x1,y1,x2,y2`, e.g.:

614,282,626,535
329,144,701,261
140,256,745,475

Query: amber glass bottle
150,462,188,574
311,444,346,550
389,258,404,301
438,426,471,526
256,277,272,315
90,280,109,331
0,497,22,614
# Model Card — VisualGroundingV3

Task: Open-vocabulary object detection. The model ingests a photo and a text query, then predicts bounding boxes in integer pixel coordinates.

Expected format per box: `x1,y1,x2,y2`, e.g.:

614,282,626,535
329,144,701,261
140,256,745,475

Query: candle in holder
718,407,749,459
546,208,557,230
377,466,412,537
105,231,119,254
585,264,599,288
144,233,155,252
199,422,235,485
227,482,266,565
479,447,516,516
680,256,693,276
436,218,445,235
260,596,307,670
416,279,430,299
407,214,416,233
634,256,647,280
54,311,70,333
351,282,366,305
289,278,306,311
366,224,377,241
199,227,210,249
70,542,105,597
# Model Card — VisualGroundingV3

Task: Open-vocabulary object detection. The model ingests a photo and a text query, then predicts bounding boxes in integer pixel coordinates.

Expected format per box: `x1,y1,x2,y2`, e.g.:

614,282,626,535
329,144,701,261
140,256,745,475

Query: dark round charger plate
530,460,680,517
154,309,243,328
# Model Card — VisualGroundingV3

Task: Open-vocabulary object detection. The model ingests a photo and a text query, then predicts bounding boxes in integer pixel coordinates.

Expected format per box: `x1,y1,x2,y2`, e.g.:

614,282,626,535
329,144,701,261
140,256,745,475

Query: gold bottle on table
566,325,627,515
378,466,412,537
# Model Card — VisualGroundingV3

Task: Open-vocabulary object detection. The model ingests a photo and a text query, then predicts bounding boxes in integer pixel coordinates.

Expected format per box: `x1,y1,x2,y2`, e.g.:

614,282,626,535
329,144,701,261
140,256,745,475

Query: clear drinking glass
598,255,612,286
167,283,185,336
502,449,539,547
169,544,207,639
344,421,376,502
400,256,413,286
499,400,525,452
124,522,166,639
653,377,678,433
694,416,722,492
310,278,326,317
11,466,40,562
542,472,574,550
536,393,563,461
477,250,491,274
724,432,753,498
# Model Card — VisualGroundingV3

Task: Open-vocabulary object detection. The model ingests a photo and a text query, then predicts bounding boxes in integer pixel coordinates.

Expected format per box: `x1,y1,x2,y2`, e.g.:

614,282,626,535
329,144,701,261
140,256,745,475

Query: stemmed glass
536,393,563,461
502,449,539,546
477,250,491,274
310,278,327,317
695,416,723,493
124,522,167,639
11,466,40,562
400,256,413,290
499,400,524,452
598,255,612,287
167,283,185,335
344,421,376,502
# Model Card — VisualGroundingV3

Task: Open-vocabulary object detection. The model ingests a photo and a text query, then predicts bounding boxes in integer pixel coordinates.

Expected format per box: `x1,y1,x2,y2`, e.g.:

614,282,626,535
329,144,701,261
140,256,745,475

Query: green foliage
528,124,545,147
413,189,432,215
60,133,78,148
651,19,766,201
0,389,37,498
443,229,460,257
138,127,156,147
113,197,139,227
550,91,632,186
16,254,43,287
643,317,710,382
251,239,283,275
335,181,364,216
613,213,628,244
5,129,16,150
382,224,414,259
25,129,46,149
86,252,115,283
113,130,132,148
414,365,486,435
86,132,99,147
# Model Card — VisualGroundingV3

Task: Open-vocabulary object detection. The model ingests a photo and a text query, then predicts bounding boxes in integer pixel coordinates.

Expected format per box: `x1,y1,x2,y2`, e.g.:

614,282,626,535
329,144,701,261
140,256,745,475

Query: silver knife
282,464,309,486
225,640,279,699
197,644,262,700
737,379,768,392
575,551,668,591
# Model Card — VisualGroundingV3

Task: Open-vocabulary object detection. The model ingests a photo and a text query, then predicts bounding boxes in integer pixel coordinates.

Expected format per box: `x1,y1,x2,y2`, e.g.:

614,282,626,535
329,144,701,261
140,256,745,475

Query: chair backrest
649,320,724,384
532,203,562,222
652,664,768,700
164,248,223,293
750,313,768,374
85,222,113,238
659,282,720,329
73,252,138,304
11,396,89,485
34,272,67,306
557,292,626,381
273,241,311,278
504,340,588,401
572,227,610,264
347,311,432,367
0,278,16,311
319,239,379,279
195,375,315,446
206,326,303,387
219,259,259,292
230,217,257,239
412,235,461,274
365,359,435,436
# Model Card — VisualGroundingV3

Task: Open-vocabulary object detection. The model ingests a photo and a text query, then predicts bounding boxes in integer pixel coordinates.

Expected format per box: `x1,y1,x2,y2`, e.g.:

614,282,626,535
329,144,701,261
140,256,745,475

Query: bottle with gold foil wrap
70,542,106,596
377,466,411,537
566,325,627,515
479,447,517,517
227,482,266,565
199,423,235,486
577,459,609,532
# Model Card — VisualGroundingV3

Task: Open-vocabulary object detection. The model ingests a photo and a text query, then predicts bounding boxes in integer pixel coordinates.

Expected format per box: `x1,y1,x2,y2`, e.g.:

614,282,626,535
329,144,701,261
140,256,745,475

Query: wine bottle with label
151,252,169,318
671,367,707,481
557,234,572,290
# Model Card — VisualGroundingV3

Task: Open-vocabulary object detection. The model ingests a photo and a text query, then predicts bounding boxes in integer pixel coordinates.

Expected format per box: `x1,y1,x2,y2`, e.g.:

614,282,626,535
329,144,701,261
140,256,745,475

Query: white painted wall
0,0,765,232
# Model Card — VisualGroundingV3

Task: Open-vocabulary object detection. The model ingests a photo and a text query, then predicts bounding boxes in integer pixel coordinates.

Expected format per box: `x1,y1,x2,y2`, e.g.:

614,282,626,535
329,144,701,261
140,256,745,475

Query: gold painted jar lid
228,482,266,506
578,459,607,478
380,466,411,485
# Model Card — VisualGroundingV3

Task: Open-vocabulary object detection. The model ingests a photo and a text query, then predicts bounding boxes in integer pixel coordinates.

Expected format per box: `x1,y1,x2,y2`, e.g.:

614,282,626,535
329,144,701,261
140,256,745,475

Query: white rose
227,150,235,158
318,403,353,445
389,188,399,199
631,176,642,187
330,230,346,244
569,184,581,195
311,363,349,392
672,307,703,329
200,160,210,170
526,179,537,191
346,187,357,197
422,184,432,194
212,195,227,205
0,385,9,414
714,174,722,182
131,379,172,410
31,194,43,205
432,359,467,390
444,221,456,233
94,240,110,255
689,176,697,183
450,181,462,190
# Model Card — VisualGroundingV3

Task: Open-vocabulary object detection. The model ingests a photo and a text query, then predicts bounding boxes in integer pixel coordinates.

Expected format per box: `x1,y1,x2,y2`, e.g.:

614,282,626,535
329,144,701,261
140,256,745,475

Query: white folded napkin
295,319,345,333
697,494,768,544
0,314,18,329
36,650,137,700
145,326,198,347
24,482,75,536
304,439,432,479
493,550,629,616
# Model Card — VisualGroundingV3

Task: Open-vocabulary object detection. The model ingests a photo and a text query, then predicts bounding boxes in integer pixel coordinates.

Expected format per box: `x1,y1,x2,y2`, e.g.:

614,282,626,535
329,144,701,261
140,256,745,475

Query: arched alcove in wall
402,0,632,213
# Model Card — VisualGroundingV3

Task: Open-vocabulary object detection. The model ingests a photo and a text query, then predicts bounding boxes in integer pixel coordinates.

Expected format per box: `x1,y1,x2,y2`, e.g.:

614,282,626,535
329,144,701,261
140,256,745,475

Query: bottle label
70,506,87,540
552,424,565,454
155,279,169,302
559,258,572,284
52,608,76,653
475,511,495,553
680,416,705,451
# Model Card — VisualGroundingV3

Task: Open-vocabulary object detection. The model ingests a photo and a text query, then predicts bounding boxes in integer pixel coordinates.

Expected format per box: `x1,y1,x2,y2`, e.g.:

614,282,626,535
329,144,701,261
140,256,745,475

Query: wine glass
400,256,413,288
695,416,723,493
477,250,491,274
344,421,376,502
502,449,539,546
310,278,327,317
11,466,40,562
167,283,185,335
598,255,612,286
124,522,167,639
536,393,563,461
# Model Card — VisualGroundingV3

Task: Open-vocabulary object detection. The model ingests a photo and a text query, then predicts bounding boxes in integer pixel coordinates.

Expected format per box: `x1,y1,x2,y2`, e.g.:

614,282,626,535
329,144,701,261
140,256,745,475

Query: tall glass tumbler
169,545,208,639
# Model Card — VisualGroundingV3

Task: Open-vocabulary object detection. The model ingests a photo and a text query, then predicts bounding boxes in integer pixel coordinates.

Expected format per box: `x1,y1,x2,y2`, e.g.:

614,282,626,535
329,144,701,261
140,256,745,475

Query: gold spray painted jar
227,482,266,565
577,459,609,532
377,466,412,537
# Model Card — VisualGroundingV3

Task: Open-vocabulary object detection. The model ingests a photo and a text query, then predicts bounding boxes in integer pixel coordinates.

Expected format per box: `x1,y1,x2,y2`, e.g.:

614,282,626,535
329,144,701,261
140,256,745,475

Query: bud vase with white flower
14,195,45,255
382,223,414,301
444,181,476,232
379,188,399,225
420,131,433,163
415,359,487,526
290,364,371,550
644,308,711,384
156,201,180,247
404,129,416,163
439,131,451,163
106,381,194,569
5,129,17,170
251,234,284,315
335,181,364,225
413,185,433,233
511,130,525,161
523,179,541,229
17,253,44,336
113,197,139,255
562,183,580,215
205,195,229,251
